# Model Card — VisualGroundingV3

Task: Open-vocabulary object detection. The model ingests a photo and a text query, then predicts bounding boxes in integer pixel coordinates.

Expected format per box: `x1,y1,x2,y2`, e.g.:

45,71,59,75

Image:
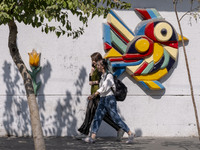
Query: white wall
0,0,200,137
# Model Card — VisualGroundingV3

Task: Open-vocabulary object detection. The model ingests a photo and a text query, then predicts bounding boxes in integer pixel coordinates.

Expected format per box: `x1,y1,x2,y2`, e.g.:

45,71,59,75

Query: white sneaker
84,136,95,143
126,133,134,144
117,129,125,141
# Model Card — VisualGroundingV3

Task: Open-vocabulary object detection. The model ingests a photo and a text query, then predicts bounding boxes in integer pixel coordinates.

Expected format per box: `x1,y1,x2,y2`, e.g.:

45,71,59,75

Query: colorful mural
103,8,188,90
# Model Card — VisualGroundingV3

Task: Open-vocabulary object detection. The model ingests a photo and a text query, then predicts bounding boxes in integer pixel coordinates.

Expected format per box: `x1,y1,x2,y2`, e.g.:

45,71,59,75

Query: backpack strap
111,86,115,94
110,74,115,94
104,72,112,80
104,73,115,94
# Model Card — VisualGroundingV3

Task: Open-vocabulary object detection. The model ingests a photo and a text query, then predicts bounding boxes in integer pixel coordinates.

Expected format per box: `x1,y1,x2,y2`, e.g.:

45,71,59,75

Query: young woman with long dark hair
85,59,135,143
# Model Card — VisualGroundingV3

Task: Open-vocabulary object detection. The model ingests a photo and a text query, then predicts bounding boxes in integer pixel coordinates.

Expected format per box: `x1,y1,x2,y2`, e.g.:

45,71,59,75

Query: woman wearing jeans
85,59,135,143
77,52,124,141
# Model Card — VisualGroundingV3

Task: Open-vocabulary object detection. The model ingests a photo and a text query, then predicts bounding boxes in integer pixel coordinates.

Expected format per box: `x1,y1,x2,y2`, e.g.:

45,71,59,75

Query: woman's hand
88,92,99,100
88,94,95,100
89,81,93,85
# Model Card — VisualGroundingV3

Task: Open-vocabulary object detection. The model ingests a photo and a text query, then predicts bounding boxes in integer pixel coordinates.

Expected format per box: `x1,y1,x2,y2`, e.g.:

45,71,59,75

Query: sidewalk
0,136,200,150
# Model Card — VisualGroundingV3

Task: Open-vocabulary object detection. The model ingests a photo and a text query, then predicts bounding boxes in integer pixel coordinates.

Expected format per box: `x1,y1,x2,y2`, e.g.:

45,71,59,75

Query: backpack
106,73,127,101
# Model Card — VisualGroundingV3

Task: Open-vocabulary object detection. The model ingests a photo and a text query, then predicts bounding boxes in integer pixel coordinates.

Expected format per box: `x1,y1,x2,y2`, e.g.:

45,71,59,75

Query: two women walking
77,52,125,141
77,52,135,143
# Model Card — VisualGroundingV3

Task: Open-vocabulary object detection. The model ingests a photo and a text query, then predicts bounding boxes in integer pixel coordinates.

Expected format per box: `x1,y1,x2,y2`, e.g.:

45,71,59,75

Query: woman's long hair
101,59,110,74
90,52,102,62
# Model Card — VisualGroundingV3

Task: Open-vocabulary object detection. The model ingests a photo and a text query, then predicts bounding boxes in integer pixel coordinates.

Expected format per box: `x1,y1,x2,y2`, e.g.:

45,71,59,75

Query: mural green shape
28,49,41,95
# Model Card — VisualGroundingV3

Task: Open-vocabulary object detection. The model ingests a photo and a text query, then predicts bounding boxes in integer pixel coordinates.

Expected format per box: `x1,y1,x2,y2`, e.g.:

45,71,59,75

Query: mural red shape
109,24,129,43
135,8,151,20
104,42,112,51
134,62,149,75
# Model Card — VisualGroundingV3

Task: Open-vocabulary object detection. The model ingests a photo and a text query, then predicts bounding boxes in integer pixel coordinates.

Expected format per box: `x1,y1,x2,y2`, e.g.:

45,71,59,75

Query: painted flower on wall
28,49,41,67
28,49,41,95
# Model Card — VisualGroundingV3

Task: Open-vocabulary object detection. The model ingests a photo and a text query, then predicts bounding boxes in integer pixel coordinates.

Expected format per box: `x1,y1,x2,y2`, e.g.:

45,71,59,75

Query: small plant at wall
28,49,41,95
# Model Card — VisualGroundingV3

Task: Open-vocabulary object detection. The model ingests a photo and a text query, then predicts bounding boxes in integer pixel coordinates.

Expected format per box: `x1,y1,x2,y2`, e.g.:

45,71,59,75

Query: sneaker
126,133,134,144
75,134,86,140
117,129,125,141
84,136,95,143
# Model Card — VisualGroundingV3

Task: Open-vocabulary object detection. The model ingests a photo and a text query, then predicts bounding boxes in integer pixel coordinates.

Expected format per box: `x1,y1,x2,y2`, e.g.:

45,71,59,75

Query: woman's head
97,59,108,73
90,52,102,67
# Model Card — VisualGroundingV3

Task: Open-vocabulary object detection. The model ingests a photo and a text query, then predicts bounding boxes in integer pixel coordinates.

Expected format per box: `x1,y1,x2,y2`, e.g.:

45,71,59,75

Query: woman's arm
89,67,99,85
89,80,99,85
97,74,114,94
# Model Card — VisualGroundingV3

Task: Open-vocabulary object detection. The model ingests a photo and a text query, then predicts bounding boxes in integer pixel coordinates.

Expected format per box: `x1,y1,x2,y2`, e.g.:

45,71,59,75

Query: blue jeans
91,95,130,134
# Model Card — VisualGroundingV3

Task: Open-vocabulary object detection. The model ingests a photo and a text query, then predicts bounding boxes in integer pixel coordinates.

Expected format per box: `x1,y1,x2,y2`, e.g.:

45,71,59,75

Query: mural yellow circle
154,22,173,42
135,38,150,53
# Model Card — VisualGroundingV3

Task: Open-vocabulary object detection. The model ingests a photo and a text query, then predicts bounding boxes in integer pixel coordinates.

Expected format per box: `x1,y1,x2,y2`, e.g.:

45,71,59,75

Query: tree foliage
187,0,200,21
0,0,131,38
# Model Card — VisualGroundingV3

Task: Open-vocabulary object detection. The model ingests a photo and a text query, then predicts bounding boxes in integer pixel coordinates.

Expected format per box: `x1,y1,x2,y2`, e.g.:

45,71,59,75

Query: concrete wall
0,0,200,137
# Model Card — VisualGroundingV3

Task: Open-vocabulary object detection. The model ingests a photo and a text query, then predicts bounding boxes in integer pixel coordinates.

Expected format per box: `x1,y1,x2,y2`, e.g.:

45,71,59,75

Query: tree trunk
173,0,200,141
8,20,46,150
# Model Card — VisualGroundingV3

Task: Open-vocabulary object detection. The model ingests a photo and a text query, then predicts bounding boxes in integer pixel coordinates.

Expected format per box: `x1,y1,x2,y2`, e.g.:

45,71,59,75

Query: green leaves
67,1,73,9
56,31,61,38
0,0,131,38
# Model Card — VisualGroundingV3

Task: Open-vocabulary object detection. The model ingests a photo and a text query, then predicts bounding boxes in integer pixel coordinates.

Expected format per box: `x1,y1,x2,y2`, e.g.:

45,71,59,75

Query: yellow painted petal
28,53,34,66
32,50,38,60
34,53,40,67
28,50,40,67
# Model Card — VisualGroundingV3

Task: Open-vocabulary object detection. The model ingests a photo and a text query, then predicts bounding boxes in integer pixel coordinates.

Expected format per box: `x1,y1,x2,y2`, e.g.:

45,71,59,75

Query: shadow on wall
37,61,52,129
2,60,141,137
2,58,89,137
2,60,52,136
3,61,30,136
43,66,87,136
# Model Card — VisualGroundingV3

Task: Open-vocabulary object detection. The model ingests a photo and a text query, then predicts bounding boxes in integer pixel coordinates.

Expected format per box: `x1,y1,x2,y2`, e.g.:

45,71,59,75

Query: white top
97,73,116,97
